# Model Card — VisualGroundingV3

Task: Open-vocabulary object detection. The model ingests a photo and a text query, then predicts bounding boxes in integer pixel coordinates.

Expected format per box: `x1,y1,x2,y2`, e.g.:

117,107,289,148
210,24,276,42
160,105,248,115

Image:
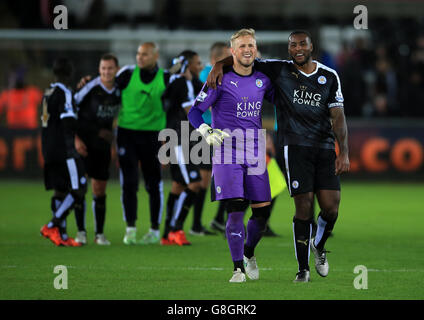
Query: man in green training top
114,42,175,244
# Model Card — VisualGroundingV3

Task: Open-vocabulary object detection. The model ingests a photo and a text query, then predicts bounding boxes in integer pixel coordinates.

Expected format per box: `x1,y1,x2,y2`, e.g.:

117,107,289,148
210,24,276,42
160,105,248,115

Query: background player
189,29,274,282
115,43,173,245
208,30,350,282
200,42,233,235
40,57,86,247
77,43,182,245
73,53,121,245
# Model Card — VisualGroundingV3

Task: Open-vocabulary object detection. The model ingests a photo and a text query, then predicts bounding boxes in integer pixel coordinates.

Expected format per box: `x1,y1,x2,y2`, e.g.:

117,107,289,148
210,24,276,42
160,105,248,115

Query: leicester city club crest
317,75,327,84
255,79,263,88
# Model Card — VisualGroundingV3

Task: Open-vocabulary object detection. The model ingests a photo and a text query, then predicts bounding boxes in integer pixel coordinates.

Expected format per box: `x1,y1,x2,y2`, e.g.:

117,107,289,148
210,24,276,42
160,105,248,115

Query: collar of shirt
140,64,159,84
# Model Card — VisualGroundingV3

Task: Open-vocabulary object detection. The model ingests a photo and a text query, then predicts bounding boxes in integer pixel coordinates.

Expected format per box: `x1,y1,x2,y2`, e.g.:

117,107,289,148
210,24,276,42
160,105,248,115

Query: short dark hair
53,57,74,78
101,53,119,66
289,30,312,42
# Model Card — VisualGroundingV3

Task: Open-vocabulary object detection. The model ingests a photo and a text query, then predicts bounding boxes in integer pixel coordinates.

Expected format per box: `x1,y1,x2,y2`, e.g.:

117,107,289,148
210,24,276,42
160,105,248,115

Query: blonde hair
230,28,256,48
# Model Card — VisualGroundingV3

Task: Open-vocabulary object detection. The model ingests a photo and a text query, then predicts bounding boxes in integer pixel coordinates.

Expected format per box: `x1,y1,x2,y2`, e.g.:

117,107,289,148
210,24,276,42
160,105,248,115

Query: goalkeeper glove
197,123,230,146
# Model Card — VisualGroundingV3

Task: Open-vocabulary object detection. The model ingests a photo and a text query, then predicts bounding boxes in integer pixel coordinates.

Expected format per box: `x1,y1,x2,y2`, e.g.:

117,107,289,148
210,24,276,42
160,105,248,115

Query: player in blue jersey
188,29,274,282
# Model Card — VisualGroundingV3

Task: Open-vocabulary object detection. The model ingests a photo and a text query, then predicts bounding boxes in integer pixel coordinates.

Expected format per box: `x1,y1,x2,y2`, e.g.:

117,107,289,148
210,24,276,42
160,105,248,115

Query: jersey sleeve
162,78,186,112
328,71,344,109
53,87,78,158
188,83,220,128
164,70,181,86
53,85,77,120
73,77,98,106
254,58,285,81
167,73,183,86
182,80,197,109
264,79,275,104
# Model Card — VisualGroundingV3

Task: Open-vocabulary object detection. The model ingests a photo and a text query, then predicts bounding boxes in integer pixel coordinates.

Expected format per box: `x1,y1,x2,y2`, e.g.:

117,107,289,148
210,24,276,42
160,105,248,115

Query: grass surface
0,180,423,300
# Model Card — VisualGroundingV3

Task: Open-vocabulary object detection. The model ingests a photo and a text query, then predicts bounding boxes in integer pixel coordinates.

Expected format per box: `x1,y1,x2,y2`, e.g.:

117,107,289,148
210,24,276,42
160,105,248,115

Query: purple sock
245,218,262,249
226,212,245,262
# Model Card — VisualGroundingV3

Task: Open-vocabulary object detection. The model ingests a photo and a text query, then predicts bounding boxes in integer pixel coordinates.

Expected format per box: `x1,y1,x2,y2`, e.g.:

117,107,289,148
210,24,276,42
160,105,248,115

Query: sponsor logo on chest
96,104,120,118
293,85,322,107
236,96,262,118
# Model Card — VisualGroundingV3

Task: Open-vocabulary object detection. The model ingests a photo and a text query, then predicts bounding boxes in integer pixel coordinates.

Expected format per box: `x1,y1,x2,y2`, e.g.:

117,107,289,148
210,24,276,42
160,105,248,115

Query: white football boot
75,231,87,245
293,270,311,283
310,237,329,277
229,268,246,283
123,227,137,245
94,234,111,246
243,255,259,280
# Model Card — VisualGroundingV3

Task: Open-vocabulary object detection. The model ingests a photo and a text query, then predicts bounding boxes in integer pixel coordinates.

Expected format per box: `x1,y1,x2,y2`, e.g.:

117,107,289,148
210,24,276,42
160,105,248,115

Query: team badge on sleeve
318,76,327,84
255,79,263,88
336,92,344,102
196,91,208,102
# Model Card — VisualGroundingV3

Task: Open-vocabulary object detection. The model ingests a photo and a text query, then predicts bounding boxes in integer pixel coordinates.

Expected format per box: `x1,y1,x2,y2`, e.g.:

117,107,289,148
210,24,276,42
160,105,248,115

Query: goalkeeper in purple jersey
188,28,274,283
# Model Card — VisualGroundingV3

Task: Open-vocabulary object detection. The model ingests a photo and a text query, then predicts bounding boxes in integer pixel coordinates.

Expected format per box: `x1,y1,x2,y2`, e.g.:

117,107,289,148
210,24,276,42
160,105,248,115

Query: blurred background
0,0,423,180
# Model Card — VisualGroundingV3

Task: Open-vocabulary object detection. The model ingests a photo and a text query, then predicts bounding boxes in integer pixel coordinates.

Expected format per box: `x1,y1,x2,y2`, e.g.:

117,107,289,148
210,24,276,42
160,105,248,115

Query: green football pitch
0,179,423,300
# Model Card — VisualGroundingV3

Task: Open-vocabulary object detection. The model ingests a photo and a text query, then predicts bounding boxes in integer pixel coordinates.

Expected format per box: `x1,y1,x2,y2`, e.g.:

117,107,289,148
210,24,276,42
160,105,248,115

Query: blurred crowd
334,33,424,118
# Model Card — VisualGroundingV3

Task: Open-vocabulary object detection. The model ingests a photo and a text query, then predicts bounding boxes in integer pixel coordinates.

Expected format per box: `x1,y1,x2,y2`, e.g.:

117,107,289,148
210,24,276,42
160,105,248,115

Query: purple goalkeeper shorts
211,163,271,202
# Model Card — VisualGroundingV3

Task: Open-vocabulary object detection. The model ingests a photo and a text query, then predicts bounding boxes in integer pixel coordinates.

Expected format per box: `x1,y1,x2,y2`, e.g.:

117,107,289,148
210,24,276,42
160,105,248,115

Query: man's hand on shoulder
206,55,234,89
207,64,224,89
77,76,92,90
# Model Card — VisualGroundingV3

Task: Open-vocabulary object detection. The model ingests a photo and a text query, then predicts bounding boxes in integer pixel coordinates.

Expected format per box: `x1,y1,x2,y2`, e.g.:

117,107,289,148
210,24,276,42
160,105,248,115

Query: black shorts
82,145,111,180
281,145,340,196
117,127,162,190
44,157,87,192
170,144,201,185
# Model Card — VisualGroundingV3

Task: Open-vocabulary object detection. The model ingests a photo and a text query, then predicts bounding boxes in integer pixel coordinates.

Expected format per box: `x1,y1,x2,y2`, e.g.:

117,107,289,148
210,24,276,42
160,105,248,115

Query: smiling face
288,33,313,66
231,35,257,68
136,43,159,70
